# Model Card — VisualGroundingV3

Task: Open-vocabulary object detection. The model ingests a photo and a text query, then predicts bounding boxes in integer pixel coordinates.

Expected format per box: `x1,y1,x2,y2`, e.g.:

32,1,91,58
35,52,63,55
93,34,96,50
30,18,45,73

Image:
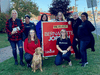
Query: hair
25,14,30,19
40,14,48,21
56,12,65,21
11,9,18,18
81,12,88,20
60,29,68,40
73,12,78,16
28,29,38,44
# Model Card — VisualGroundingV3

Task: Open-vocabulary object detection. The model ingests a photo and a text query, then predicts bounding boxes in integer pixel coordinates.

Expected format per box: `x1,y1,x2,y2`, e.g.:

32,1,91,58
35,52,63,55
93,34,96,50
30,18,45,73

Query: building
0,0,10,13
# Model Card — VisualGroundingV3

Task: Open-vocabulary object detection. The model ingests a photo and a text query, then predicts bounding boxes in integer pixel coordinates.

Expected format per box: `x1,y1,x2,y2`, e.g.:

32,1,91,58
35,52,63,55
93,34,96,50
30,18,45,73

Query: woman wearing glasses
24,29,40,68
78,12,95,67
55,29,72,66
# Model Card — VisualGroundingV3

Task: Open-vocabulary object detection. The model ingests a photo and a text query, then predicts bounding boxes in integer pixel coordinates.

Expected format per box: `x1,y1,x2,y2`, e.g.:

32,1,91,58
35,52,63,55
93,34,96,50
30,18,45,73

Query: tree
49,0,72,18
9,0,40,19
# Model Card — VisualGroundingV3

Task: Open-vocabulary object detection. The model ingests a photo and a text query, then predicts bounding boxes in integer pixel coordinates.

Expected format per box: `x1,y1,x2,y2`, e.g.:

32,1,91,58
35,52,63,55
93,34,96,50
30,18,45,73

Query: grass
0,33,10,48
0,34,100,75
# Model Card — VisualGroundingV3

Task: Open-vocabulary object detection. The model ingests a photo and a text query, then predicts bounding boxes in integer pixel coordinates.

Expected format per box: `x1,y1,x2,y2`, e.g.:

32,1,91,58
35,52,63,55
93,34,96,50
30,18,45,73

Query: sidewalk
0,46,19,63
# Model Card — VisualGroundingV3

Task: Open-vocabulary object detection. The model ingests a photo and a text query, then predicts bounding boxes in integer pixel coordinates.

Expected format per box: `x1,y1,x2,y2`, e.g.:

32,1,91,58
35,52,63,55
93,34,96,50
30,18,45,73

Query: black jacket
78,20,95,41
78,20,95,51
23,22,36,38
69,18,82,39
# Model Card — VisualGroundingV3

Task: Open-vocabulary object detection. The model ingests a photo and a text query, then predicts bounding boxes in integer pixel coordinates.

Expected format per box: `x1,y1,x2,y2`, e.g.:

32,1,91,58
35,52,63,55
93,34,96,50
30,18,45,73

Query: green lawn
0,34,100,75
0,33,10,48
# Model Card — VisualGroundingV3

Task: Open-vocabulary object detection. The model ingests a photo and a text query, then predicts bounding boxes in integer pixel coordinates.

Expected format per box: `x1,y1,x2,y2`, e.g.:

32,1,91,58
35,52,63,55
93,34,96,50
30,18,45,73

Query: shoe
81,63,86,67
69,61,72,66
85,62,88,65
20,61,25,66
15,60,18,65
27,63,31,68
79,61,82,64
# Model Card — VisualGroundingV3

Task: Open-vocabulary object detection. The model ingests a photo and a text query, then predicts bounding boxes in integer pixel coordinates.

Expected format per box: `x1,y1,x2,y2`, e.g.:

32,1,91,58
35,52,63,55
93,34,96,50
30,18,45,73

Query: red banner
42,22,74,57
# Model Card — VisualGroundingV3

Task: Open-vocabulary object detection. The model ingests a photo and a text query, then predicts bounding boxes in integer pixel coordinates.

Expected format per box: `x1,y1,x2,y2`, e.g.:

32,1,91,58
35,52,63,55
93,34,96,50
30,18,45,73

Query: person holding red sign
55,29,72,66
36,14,48,46
56,12,66,21
68,12,82,60
24,29,40,68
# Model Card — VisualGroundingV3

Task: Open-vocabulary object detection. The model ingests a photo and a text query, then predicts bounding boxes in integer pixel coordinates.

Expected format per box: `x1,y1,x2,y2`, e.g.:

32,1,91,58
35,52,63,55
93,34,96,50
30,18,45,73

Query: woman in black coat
78,12,95,67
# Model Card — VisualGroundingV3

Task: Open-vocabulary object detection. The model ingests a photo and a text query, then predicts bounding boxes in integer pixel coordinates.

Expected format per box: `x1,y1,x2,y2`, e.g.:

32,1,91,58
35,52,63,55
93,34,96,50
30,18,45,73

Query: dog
31,47,43,72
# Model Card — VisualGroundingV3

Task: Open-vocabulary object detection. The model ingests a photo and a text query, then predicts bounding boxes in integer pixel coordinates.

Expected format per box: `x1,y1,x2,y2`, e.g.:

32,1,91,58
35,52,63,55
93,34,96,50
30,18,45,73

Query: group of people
5,9,95,68
55,12,95,67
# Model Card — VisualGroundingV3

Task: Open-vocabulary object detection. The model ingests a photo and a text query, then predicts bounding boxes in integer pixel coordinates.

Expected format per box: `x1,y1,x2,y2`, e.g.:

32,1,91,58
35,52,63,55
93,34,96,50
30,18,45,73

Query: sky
32,0,100,12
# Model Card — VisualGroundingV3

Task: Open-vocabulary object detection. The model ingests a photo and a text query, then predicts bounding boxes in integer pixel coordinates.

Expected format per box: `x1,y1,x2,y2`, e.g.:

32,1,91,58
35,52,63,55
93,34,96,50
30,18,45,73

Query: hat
25,14,30,19
81,12,88,20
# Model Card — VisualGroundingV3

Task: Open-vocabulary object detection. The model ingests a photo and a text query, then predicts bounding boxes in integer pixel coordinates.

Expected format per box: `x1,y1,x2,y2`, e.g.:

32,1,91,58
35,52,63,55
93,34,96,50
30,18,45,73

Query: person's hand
64,20,67,22
68,21,71,25
11,31,16,35
62,50,68,55
75,38,78,41
16,28,19,31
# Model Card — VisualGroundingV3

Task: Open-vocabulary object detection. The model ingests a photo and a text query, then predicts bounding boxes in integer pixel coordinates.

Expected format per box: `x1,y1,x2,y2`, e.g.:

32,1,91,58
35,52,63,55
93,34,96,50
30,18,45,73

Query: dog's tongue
36,53,39,55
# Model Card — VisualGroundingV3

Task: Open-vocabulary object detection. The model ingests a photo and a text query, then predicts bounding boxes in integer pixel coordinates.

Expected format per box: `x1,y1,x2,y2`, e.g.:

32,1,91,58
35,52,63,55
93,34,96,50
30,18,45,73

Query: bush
0,13,10,33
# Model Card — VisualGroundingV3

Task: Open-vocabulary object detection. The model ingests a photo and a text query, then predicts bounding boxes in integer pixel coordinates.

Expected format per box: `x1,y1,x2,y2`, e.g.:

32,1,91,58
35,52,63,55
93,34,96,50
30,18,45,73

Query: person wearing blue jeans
78,12,95,67
80,40,90,66
55,29,72,66
10,40,24,65
55,51,71,65
6,10,25,66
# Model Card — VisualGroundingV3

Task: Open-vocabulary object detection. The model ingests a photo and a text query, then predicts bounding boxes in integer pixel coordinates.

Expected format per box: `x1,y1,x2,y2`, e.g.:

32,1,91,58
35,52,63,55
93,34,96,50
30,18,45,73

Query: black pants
24,53,33,64
72,37,81,59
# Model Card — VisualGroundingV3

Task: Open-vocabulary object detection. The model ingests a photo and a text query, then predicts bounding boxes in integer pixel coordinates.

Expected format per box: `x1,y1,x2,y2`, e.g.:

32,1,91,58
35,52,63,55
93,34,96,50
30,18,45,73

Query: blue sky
32,0,100,12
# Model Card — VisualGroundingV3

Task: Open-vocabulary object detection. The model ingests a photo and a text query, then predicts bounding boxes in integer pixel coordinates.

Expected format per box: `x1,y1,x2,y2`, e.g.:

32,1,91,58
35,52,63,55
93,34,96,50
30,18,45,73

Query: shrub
0,13,10,33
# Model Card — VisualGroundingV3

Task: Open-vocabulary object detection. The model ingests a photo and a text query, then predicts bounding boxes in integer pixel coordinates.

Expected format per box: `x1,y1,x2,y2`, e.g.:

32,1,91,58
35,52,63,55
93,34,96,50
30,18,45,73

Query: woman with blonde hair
24,29,40,68
56,12,66,21
55,29,72,66
6,9,25,66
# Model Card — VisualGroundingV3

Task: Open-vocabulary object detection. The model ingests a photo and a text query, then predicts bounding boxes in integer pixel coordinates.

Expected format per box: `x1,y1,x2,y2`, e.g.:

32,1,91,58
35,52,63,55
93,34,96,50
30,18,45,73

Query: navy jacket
36,21,42,40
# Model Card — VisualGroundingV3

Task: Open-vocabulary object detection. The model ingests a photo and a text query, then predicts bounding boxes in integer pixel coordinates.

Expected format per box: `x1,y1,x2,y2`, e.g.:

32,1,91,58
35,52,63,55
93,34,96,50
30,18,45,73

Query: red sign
42,22,74,57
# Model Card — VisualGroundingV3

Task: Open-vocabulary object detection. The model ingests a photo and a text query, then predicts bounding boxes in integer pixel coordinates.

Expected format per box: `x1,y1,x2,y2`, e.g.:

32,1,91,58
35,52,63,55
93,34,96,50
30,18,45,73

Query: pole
91,0,99,39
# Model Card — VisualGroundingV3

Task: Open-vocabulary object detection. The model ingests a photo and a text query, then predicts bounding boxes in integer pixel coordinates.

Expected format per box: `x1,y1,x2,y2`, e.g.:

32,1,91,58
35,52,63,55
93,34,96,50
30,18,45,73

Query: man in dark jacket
68,12,82,60
23,14,36,38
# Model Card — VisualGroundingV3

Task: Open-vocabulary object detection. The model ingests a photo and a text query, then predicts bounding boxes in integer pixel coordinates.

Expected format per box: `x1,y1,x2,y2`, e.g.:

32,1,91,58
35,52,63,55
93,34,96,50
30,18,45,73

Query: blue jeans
9,40,24,61
55,51,71,66
72,37,81,59
80,40,90,64
24,53,33,64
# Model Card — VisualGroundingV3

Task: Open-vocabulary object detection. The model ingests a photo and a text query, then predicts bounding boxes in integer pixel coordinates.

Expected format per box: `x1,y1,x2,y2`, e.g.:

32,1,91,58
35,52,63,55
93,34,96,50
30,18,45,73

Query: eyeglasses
61,32,66,33
81,16,86,17
30,32,35,34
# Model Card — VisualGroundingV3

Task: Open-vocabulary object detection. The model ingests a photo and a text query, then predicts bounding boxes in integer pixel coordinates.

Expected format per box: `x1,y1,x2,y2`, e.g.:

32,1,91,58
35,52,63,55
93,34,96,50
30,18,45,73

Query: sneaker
85,62,88,65
20,61,25,66
69,61,72,66
79,61,82,64
81,63,86,67
27,63,31,68
15,60,18,65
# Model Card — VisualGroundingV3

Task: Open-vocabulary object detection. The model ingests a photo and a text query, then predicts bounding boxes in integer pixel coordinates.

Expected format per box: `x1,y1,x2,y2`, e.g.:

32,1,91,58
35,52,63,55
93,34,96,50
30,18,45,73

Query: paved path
0,46,19,63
